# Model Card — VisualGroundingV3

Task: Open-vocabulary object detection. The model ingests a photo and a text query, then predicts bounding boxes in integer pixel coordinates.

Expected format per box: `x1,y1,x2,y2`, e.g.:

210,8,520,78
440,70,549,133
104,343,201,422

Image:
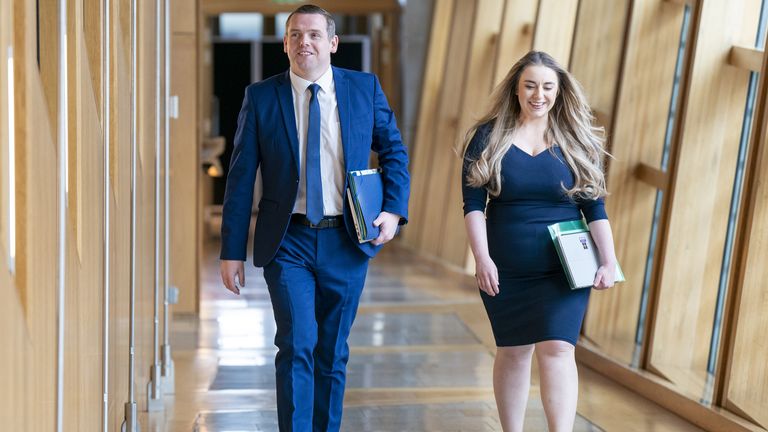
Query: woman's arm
588,219,617,290
465,211,499,296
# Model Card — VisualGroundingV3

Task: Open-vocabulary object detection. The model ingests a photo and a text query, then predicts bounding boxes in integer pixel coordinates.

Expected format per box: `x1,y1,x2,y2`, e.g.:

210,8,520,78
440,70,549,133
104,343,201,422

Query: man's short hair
285,4,336,39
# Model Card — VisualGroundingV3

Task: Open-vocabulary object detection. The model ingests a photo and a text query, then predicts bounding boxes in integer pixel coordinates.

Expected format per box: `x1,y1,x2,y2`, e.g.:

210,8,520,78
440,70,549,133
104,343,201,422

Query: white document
557,231,600,289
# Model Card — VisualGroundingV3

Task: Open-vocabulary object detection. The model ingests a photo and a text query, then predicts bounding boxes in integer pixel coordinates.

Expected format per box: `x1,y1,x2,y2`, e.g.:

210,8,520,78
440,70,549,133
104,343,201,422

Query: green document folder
547,220,625,289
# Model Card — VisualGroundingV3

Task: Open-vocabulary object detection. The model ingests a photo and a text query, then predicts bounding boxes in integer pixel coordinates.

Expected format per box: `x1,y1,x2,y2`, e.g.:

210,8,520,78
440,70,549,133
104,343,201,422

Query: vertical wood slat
110,0,133,426
63,0,109,428
401,0,455,249
532,0,579,66
379,13,400,118
491,0,538,87
416,0,477,257
0,1,24,429
170,31,199,314
568,0,630,133
567,0,632,336
8,0,60,429
0,0,9,266
581,0,687,365
439,0,506,267
13,0,28,306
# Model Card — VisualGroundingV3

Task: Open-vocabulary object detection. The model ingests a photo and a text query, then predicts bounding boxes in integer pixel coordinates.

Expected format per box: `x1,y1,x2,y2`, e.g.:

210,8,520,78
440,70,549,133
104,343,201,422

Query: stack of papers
547,220,625,289
346,169,383,243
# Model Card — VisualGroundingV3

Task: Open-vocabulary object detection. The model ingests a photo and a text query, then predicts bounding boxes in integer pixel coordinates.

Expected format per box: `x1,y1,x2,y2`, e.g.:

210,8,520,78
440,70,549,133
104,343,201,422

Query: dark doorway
212,42,252,204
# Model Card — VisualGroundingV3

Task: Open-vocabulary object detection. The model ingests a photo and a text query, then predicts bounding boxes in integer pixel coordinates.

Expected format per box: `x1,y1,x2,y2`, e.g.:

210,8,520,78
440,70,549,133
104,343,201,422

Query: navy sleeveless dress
462,124,607,346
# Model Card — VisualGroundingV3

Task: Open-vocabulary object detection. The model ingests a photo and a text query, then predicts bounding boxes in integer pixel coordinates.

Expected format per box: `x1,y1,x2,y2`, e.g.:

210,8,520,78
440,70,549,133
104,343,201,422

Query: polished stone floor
146,240,705,432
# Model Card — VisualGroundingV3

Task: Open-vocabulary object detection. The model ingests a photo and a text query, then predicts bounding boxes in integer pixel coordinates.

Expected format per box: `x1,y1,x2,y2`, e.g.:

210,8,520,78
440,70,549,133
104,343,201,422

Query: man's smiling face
283,13,338,81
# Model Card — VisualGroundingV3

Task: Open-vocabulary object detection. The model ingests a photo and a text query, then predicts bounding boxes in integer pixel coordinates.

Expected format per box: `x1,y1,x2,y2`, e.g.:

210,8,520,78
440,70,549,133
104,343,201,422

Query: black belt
291,214,344,229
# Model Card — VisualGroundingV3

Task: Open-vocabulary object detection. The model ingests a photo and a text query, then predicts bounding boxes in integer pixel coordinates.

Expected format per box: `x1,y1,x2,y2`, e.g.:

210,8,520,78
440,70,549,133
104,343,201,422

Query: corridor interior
144,237,706,431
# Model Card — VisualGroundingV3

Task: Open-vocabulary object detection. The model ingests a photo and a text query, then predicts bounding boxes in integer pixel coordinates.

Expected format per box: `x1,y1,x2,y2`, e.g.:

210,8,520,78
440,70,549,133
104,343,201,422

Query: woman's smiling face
516,65,559,120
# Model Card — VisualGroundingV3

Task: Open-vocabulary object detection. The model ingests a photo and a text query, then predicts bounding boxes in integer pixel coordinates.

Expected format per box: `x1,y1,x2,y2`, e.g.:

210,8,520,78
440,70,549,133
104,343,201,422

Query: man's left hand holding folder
371,211,402,246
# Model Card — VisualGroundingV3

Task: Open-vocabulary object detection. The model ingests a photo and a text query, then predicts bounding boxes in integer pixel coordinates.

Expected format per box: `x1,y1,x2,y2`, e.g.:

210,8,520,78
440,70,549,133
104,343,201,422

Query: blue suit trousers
263,222,369,432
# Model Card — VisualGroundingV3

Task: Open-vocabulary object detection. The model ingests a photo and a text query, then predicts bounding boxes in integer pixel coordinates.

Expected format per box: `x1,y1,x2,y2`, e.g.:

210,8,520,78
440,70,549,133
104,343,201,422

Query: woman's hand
593,263,616,290
475,256,500,296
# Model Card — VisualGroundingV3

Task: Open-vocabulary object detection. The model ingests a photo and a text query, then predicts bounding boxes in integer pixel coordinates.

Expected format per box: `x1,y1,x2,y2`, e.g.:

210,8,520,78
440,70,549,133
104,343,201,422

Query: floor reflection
193,401,603,432
177,243,603,431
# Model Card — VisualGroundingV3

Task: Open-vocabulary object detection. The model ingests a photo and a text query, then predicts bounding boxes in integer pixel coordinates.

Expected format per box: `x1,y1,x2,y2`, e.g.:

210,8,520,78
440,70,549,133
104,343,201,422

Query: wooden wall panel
416,0,476,257
727,104,768,428
439,0,505,266
38,0,59,131
135,0,161,409
108,0,133,426
568,0,630,340
171,32,199,314
0,0,10,266
62,1,106,428
582,1,687,365
84,0,102,111
0,0,198,428
648,0,760,399
15,0,59,427
532,0,578,67
568,0,630,134
401,0,454,249
492,0,537,86
0,2,26,430
172,0,196,33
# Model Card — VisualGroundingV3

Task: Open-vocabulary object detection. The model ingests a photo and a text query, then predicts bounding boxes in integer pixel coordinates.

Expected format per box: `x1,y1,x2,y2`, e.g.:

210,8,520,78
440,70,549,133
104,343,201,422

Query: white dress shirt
289,67,345,216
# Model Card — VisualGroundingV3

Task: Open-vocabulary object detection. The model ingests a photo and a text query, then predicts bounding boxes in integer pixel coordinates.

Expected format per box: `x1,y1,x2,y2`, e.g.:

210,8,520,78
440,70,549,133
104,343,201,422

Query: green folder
547,219,625,289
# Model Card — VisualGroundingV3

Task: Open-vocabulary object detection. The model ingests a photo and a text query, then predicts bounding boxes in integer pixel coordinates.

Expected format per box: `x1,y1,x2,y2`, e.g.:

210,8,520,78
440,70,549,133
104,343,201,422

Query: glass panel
219,13,264,40
633,4,692,367
275,12,290,37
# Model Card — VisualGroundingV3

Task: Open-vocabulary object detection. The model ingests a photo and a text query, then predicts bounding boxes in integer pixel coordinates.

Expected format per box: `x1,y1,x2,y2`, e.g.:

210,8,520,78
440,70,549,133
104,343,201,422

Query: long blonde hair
463,51,608,200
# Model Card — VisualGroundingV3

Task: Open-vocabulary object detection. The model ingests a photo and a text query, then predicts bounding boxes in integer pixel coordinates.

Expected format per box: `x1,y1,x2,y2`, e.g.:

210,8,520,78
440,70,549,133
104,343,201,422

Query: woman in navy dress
462,51,618,432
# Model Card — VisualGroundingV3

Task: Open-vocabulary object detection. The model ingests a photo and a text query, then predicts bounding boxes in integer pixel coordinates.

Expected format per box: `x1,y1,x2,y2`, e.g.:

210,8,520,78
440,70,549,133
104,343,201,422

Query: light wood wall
410,0,476,259
582,0,687,365
568,0,630,135
492,0,538,86
726,64,768,428
439,0,506,266
171,0,199,314
401,0,455,249
532,0,578,67
568,0,631,349
0,0,198,429
648,0,761,398
403,0,540,269
722,5,768,427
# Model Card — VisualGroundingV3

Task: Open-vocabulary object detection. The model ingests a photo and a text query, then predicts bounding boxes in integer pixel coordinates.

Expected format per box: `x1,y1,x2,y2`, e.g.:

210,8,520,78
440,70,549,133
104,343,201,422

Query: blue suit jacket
220,67,410,267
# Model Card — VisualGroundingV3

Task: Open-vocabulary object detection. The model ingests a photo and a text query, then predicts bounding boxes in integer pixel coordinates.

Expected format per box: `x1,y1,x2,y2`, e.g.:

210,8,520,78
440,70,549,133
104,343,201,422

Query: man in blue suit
219,5,410,431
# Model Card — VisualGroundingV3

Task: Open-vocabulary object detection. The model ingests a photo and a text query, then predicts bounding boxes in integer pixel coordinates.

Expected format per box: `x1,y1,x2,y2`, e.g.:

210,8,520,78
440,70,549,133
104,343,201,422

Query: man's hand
220,260,245,295
371,211,401,246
